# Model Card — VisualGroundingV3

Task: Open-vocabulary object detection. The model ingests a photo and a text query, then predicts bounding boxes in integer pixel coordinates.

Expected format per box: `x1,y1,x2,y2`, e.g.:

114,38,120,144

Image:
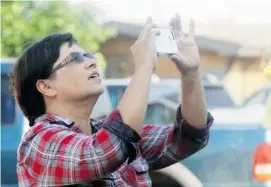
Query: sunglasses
51,52,96,74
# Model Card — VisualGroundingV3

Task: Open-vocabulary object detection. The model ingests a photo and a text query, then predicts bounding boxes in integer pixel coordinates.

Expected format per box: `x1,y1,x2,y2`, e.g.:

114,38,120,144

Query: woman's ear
36,79,57,97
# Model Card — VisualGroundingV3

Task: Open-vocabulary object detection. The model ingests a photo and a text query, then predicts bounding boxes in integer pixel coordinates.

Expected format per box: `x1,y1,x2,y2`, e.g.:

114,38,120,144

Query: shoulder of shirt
90,119,104,128
24,121,70,137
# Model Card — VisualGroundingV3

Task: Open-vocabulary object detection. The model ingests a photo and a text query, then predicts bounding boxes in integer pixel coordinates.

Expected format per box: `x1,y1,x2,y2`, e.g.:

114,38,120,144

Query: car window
164,92,181,103
144,103,175,125
106,85,126,108
106,84,177,125
106,84,177,108
266,90,271,104
243,91,267,107
204,87,236,108
1,73,16,125
164,86,236,109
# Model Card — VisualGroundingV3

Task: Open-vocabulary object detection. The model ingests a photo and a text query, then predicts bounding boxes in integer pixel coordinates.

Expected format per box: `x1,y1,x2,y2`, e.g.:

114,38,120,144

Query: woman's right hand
130,17,158,72
117,18,158,134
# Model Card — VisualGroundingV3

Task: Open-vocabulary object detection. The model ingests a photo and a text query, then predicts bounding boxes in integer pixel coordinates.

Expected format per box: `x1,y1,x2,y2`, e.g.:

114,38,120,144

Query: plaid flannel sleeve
20,109,140,186
139,105,214,170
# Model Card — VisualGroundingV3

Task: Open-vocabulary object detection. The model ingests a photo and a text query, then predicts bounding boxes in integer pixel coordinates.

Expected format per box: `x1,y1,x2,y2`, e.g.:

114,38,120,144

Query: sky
70,0,271,24
69,0,271,48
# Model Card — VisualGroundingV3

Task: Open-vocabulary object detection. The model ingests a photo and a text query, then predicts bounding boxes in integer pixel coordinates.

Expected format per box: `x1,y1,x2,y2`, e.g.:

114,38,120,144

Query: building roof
104,21,241,57
195,21,271,58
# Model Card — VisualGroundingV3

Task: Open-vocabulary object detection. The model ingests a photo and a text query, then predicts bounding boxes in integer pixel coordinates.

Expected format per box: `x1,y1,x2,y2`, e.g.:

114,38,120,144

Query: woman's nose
84,59,97,69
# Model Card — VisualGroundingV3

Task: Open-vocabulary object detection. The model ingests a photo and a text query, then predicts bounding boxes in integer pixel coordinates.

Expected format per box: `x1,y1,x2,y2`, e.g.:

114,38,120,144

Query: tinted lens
71,52,85,62
84,52,96,60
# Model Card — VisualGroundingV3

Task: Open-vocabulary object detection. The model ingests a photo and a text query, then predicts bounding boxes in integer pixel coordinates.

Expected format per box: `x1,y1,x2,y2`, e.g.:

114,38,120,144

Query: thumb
170,53,187,65
170,54,187,72
169,54,181,63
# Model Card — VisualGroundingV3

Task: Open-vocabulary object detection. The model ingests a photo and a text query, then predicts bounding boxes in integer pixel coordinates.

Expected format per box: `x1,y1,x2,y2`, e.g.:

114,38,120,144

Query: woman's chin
89,85,104,96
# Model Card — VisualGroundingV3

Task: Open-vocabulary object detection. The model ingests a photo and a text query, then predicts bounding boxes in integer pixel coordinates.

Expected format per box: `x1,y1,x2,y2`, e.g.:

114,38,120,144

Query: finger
175,14,182,32
141,23,157,40
138,17,152,40
139,17,156,40
169,17,179,37
150,29,161,41
150,33,158,62
169,17,176,28
175,14,184,36
189,18,195,35
169,54,188,72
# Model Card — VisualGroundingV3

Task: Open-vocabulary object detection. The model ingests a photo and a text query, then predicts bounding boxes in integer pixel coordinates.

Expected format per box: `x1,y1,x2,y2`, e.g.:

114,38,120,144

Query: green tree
1,1,116,71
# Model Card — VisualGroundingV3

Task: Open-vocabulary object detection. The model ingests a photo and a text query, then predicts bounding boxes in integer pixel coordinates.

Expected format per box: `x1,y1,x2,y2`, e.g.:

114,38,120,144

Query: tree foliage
1,1,116,71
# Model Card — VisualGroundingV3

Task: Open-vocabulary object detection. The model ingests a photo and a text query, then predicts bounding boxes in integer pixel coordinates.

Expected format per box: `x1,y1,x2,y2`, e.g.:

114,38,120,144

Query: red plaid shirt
17,106,213,187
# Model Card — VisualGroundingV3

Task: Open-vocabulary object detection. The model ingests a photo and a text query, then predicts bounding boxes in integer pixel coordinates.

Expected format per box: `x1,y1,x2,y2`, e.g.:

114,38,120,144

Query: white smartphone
151,28,179,56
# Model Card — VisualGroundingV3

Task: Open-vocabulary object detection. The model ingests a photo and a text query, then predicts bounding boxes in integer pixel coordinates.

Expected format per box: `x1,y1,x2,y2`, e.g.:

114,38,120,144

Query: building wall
154,51,229,79
101,35,268,103
224,59,268,104
102,36,134,78
102,36,230,79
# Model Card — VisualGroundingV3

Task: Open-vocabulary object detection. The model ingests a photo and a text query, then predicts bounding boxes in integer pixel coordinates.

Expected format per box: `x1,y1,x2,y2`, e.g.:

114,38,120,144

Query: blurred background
1,1,271,187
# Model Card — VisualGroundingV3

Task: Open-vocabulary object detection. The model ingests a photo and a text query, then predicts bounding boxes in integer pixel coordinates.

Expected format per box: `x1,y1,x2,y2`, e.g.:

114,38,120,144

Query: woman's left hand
169,14,200,76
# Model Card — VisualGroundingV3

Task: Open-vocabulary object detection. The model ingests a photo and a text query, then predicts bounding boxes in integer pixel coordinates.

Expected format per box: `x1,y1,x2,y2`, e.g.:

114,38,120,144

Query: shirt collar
34,113,102,134
35,113,75,127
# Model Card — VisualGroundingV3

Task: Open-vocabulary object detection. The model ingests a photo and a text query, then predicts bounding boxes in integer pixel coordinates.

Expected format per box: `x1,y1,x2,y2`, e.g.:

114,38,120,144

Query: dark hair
11,33,77,127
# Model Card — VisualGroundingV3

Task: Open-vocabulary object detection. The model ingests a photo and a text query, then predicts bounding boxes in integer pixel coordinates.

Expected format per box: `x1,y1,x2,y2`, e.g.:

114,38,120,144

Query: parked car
157,76,237,110
242,84,271,108
211,83,271,126
94,77,271,187
93,78,204,187
1,59,26,187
